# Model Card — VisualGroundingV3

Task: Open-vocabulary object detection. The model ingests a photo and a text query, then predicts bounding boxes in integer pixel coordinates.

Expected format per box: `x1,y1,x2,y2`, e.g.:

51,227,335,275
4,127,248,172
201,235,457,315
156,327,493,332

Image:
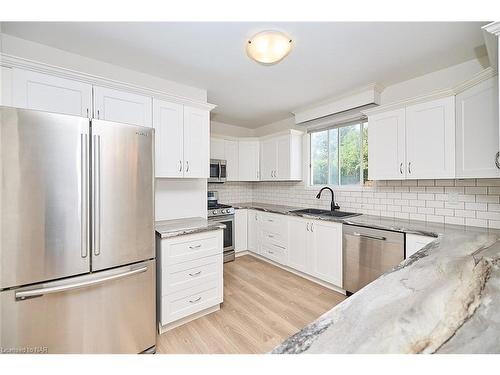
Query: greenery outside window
310,121,368,186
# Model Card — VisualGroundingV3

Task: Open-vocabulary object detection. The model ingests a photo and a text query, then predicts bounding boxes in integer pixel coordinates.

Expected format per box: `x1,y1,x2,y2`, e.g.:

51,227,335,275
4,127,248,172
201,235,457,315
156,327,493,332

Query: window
310,121,368,186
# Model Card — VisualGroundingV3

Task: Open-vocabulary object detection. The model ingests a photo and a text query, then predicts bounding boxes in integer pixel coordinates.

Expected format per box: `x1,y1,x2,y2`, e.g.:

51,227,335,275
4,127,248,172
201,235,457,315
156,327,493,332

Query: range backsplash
208,178,500,229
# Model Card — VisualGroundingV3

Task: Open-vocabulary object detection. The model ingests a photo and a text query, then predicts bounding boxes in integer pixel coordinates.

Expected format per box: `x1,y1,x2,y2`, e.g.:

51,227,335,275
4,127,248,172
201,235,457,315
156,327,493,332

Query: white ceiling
1,22,489,128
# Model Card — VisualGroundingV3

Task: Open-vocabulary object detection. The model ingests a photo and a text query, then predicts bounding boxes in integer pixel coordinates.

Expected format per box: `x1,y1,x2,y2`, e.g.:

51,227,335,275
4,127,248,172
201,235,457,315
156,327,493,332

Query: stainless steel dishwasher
343,224,405,295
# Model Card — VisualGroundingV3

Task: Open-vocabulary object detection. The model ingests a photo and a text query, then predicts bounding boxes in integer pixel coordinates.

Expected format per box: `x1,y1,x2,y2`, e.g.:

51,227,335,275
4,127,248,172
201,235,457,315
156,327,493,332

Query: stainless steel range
208,191,235,262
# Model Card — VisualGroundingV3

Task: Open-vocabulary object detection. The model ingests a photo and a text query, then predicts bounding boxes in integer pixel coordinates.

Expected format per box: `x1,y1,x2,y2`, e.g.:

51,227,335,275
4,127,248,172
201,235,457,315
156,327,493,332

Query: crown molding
362,67,496,116
483,21,500,36
0,53,216,111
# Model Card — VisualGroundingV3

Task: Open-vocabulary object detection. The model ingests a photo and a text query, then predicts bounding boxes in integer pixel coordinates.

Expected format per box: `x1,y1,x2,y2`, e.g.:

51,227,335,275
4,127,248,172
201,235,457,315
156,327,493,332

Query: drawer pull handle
274,244,286,249
189,244,202,249
268,250,274,254
267,219,274,222
268,234,274,238
189,271,202,277
189,296,202,303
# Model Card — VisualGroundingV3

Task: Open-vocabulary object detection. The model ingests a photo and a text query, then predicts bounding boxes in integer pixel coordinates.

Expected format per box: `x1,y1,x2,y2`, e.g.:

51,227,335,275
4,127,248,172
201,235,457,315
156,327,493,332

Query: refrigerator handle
93,134,101,256
15,265,148,300
81,134,89,258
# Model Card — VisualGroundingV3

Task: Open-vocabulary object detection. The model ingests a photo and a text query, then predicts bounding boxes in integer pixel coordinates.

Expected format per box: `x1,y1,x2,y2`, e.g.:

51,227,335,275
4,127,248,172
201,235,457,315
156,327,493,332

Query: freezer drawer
0,260,156,354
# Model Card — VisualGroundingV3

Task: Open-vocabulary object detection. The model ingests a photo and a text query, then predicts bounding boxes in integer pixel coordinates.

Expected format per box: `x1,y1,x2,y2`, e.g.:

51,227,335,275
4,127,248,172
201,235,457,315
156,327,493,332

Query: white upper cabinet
12,68,92,117
260,131,302,181
183,105,209,178
153,100,184,178
405,96,455,179
368,108,406,180
93,86,152,127
154,100,210,179
456,76,499,178
224,140,239,181
238,140,260,181
368,96,455,180
1,67,13,106
210,138,225,160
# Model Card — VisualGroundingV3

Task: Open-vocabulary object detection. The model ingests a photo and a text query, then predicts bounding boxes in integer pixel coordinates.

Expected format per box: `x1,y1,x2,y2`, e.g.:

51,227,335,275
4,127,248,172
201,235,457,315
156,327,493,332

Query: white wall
155,179,207,221
0,33,207,102
211,120,255,137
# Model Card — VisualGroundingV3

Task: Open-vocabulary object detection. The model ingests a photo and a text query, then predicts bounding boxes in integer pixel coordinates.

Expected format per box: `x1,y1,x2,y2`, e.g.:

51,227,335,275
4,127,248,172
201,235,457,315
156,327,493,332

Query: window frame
308,120,368,188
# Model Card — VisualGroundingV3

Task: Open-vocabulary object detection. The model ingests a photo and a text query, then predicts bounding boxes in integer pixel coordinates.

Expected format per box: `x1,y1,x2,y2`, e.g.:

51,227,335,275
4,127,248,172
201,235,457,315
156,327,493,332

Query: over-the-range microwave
209,159,227,183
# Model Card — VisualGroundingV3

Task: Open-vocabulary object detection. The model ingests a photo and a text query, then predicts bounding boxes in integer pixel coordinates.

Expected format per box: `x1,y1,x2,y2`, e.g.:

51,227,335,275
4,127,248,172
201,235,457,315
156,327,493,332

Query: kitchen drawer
163,232,221,265
260,212,287,235
261,242,287,265
261,229,287,247
162,253,222,296
161,280,222,325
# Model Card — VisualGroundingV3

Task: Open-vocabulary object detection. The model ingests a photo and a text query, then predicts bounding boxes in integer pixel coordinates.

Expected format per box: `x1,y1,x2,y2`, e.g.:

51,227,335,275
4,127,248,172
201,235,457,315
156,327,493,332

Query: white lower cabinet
234,209,248,253
405,233,435,258
157,230,223,331
245,210,343,288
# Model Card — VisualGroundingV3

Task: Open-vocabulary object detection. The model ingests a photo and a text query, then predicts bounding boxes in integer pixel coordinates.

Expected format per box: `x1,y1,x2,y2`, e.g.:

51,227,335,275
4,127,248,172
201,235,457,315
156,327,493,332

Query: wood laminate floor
156,255,346,354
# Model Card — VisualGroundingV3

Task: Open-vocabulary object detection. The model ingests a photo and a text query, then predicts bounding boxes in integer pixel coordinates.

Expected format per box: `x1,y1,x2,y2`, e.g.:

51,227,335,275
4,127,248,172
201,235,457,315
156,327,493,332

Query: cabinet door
153,99,184,177
456,77,499,178
210,138,225,160
406,97,455,179
247,210,261,254
310,221,342,287
260,138,276,180
367,108,406,180
238,140,260,181
234,209,248,253
288,217,310,274
12,68,92,117
275,136,291,180
1,66,13,106
183,106,209,178
93,86,152,127
224,140,239,181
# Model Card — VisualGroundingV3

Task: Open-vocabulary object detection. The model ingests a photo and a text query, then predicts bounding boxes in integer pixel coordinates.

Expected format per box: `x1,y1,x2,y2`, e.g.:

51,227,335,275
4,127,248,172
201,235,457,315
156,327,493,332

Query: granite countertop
155,217,225,239
231,202,500,353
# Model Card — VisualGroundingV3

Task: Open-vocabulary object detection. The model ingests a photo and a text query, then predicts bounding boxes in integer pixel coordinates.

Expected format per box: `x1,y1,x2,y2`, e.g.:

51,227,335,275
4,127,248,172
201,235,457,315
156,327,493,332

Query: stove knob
212,210,217,215
226,209,231,213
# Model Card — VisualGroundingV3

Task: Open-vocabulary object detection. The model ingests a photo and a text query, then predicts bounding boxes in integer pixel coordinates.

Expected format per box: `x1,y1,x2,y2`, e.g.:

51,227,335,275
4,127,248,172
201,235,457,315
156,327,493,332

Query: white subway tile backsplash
215,178,500,229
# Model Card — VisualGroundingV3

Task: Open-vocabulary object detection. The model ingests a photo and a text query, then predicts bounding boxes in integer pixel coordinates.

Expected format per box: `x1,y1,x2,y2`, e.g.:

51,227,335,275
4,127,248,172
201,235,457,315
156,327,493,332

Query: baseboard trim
244,252,346,295
235,250,250,257
158,304,220,334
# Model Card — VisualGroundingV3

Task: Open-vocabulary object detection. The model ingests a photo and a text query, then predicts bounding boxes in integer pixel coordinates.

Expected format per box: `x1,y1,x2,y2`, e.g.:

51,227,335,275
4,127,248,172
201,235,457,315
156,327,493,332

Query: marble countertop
231,202,500,353
155,217,225,239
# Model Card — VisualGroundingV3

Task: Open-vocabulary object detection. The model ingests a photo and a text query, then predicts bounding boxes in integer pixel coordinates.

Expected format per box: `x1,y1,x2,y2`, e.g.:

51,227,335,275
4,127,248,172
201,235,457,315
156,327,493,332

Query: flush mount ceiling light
246,30,293,65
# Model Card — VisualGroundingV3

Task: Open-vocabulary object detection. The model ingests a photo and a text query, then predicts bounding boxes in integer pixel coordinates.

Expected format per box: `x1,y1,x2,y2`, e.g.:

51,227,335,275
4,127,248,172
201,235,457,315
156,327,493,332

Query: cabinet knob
408,162,412,174
400,162,403,174
495,152,500,169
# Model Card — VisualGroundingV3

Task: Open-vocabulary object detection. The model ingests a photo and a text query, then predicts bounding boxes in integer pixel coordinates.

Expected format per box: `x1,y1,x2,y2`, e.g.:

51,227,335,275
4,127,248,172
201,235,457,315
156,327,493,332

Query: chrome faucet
316,187,340,211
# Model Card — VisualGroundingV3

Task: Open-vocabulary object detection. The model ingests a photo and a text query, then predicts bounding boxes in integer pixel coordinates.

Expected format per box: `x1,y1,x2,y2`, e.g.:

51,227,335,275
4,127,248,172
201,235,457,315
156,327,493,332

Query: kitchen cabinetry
183,106,210,178
0,66,13,106
234,209,248,253
224,140,239,181
154,99,209,178
260,131,302,181
153,100,184,177
455,76,499,178
247,210,261,254
368,96,455,180
367,108,406,180
259,212,288,265
210,138,225,160
93,86,152,127
238,140,260,181
12,68,92,117
157,229,223,332
406,234,435,258
405,97,455,179
288,217,342,287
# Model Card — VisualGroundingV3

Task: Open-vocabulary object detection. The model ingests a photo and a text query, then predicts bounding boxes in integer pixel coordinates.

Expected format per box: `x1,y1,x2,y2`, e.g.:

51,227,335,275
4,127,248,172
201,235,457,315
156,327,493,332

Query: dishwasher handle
352,232,387,241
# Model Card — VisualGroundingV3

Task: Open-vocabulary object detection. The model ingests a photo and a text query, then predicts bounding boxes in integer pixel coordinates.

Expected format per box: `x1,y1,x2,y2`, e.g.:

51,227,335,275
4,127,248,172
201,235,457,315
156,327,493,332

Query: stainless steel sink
290,208,360,218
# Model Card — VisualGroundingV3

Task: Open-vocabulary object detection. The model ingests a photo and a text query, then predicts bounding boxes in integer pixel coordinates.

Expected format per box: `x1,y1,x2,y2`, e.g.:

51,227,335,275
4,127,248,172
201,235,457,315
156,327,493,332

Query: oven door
209,215,234,252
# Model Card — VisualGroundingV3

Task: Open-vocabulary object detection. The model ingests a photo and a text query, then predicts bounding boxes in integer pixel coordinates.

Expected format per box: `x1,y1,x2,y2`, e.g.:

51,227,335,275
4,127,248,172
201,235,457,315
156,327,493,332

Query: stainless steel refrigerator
0,106,156,354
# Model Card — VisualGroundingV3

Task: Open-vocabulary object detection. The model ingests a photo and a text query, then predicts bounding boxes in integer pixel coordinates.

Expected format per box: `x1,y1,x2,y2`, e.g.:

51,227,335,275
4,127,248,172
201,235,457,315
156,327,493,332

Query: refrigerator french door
0,107,156,353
